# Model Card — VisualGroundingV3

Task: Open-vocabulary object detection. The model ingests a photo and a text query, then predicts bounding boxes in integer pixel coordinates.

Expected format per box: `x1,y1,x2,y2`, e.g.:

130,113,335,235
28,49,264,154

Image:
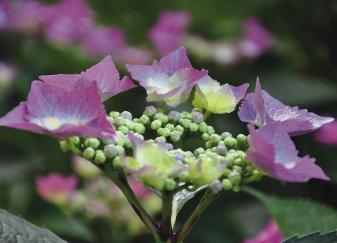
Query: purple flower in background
247,123,329,182
239,79,334,135
149,11,190,55
0,1,13,30
315,121,337,145
0,81,115,138
12,0,46,33
81,25,127,56
239,17,273,58
126,47,207,107
243,220,283,243
40,55,136,102
42,0,93,44
36,173,78,205
118,46,153,65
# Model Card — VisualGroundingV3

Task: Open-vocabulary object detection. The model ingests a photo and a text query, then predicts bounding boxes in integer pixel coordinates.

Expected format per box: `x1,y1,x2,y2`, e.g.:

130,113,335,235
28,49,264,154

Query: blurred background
0,0,337,242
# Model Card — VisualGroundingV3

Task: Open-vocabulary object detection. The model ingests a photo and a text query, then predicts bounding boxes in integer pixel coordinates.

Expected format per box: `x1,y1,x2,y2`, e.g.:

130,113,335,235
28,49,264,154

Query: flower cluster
0,47,333,242
36,158,160,238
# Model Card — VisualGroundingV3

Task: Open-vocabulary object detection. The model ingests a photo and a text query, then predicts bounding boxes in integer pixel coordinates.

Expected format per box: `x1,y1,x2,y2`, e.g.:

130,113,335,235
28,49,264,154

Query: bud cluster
60,106,263,194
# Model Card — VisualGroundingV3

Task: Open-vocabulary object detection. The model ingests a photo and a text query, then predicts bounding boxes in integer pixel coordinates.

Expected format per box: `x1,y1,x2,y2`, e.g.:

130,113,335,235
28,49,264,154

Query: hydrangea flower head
315,121,337,145
239,79,334,135
126,47,207,107
36,173,78,205
193,75,249,114
243,220,283,243
0,81,114,138
149,11,190,55
0,0,13,30
247,123,329,182
40,55,136,102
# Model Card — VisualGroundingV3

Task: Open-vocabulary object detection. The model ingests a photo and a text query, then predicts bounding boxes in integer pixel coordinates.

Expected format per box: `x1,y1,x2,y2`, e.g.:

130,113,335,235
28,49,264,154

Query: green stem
160,191,174,241
65,138,82,155
176,189,218,242
104,165,161,241
203,111,211,121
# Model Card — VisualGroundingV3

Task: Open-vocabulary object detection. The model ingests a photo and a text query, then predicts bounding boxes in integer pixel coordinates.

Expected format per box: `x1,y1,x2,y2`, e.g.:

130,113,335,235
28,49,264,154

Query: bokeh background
1,0,337,242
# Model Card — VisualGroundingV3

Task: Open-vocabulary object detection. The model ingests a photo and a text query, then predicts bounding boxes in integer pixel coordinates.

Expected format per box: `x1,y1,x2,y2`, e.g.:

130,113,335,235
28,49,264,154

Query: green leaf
261,75,337,106
171,186,207,226
0,208,66,242
243,187,337,238
283,230,337,243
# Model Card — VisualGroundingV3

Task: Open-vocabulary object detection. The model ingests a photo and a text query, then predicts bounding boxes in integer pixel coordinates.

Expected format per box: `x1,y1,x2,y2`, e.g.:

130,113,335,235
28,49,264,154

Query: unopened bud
59,140,69,152
151,120,162,130
94,150,106,164
121,111,132,120
83,147,95,160
144,106,156,116
168,111,181,121
85,138,100,149
165,178,177,191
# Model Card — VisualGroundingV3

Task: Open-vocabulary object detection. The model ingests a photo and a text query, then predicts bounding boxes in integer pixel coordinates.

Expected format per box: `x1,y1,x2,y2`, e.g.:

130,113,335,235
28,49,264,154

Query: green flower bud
210,134,221,143
114,116,125,126
165,124,175,131
109,111,120,118
179,171,189,181
161,128,171,137
112,156,124,170
164,178,177,191
168,111,181,121
191,112,203,123
104,144,118,158
175,125,184,133
170,130,181,142
202,133,210,141
207,126,215,134
228,171,241,185
180,119,192,128
205,141,213,148
85,138,100,149
154,112,164,120
83,147,95,160
221,132,232,139
144,106,156,116
115,145,125,155
216,144,228,156
224,137,237,149
189,123,199,132
194,147,205,156
151,120,162,130
222,179,233,190
59,140,69,152
139,114,150,125
234,158,242,166
198,122,208,133
69,136,80,145
121,111,132,120
94,150,106,164
155,136,166,144
237,134,249,150
134,123,145,134
125,120,135,130
159,115,169,124
118,125,129,134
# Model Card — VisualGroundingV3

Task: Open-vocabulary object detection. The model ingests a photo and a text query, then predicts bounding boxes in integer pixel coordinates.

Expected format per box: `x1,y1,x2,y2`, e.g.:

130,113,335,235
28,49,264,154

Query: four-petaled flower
126,47,207,107
0,81,114,138
239,79,334,135
247,123,329,182
193,75,249,114
40,55,136,102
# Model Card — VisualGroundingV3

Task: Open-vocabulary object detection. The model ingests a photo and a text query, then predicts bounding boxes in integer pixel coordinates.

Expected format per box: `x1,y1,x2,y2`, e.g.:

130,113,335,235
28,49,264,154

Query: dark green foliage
284,231,337,243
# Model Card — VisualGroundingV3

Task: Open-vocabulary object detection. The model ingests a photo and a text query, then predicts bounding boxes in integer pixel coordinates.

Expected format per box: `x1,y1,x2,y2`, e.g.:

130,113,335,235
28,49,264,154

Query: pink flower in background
42,0,93,44
243,220,284,243
36,173,78,205
13,0,45,33
239,17,274,58
81,25,126,56
118,47,153,65
0,1,13,30
315,121,337,145
149,11,190,55
129,179,151,199
0,62,16,88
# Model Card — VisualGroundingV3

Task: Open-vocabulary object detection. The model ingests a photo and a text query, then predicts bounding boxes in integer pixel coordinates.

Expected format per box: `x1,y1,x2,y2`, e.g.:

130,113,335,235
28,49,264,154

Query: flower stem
204,111,211,121
104,165,161,241
176,189,218,242
160,191,174,240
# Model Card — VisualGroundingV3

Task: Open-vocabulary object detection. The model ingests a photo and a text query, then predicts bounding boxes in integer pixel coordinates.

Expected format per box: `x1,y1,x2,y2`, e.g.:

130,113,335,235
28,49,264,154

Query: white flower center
42,117,62,130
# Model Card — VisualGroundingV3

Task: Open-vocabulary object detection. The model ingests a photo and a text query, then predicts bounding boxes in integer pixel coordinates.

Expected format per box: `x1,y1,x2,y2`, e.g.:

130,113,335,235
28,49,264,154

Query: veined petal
247,124,329,182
